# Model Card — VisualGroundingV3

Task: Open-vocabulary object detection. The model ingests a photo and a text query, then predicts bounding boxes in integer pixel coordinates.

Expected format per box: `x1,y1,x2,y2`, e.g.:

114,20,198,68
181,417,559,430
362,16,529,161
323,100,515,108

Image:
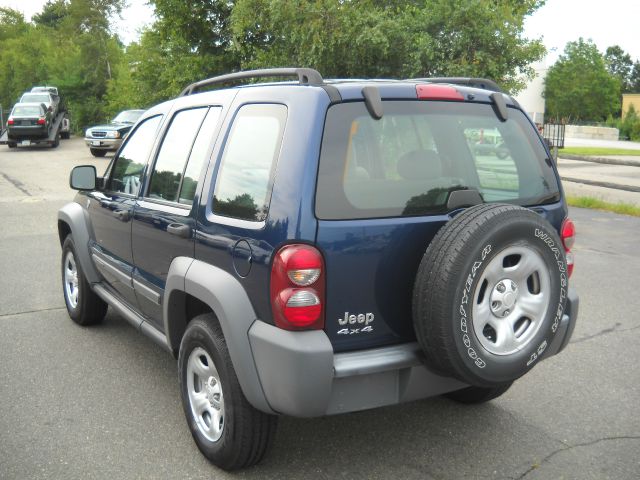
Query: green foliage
230,0,546,93
620,104,640,141
0,1,127,132
630,62,640,93
544,38,620,122
567,196,640,217
562,146,640,156
2,0,548,130
604,45,633,93
600,105,640,141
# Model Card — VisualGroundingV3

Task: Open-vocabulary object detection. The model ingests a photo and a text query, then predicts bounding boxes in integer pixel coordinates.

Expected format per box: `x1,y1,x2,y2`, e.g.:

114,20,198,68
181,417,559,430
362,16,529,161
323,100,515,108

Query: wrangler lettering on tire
412,204,568,387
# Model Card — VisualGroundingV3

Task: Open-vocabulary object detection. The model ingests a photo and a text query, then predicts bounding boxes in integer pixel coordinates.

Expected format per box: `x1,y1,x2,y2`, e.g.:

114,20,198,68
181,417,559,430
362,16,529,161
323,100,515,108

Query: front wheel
90,148,107,157
61,235,107,326
178,315,277,471
8,142,16,148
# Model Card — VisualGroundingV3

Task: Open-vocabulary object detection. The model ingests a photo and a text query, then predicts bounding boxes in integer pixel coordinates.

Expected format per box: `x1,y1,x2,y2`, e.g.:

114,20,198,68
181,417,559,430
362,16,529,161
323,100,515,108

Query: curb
559,154,640,167
561,176,640,193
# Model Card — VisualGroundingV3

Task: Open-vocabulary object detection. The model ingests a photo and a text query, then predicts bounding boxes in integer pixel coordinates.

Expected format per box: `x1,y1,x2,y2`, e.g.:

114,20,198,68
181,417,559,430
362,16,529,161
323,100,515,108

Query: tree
230,0,546,93
630,62,640,93
544,38,620,121
604,45,633,92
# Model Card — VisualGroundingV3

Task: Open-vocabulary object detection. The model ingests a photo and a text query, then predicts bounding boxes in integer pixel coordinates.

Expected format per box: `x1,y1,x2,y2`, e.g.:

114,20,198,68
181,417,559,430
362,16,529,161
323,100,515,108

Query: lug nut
497,282,505,293
504,309,510,316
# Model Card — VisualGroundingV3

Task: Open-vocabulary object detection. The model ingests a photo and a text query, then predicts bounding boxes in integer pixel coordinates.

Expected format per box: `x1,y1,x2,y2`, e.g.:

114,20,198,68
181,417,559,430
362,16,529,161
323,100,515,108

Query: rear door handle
113,209,130,222
167,223,191,238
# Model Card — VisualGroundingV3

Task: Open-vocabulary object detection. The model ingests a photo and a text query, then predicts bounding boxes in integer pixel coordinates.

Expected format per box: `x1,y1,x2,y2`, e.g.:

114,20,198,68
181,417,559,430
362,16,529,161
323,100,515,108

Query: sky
0,0,639,66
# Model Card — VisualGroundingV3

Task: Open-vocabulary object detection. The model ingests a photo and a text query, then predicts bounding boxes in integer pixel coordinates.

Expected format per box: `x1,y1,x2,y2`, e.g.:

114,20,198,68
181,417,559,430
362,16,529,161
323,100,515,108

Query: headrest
397,150,442,180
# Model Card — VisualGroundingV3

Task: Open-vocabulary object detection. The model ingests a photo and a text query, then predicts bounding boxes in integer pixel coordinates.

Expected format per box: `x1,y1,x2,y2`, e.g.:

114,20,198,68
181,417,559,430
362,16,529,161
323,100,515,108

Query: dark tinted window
179,107,222,205
213,104,287,221
316,101,559,220
148,108,208,202
110,115,161,195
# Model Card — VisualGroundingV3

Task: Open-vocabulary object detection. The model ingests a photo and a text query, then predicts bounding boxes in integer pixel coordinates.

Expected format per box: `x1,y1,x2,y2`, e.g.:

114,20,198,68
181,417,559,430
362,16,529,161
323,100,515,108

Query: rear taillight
271,244,325,330
416,84,465,101
7,118,14,125
37,118,46,125
561,218,575,277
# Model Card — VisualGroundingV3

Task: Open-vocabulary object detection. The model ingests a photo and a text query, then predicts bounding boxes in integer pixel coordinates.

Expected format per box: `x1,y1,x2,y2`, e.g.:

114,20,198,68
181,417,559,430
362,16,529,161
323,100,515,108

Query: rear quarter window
212,104,287,222
316,101,559,220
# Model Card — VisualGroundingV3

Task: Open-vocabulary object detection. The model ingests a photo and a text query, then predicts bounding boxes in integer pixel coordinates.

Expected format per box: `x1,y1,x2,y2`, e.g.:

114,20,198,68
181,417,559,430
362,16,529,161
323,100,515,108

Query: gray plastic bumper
247,288,578,418
248,321,466,417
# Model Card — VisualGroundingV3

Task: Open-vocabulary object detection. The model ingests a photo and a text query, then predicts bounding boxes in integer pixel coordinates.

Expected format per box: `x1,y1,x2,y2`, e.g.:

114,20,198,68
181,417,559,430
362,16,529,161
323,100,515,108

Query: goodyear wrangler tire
413,204,569,387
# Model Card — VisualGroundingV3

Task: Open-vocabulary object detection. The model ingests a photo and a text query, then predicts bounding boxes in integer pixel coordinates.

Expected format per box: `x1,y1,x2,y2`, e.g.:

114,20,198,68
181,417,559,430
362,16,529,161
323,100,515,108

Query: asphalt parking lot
0,138,638,479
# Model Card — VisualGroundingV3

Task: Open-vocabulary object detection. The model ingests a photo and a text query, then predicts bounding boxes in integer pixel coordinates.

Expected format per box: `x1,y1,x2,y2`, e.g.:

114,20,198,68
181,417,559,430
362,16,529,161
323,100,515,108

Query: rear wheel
61,235,107,326
61,132,70,140
178,315,277,471
90,148,107,157
7,142,16,148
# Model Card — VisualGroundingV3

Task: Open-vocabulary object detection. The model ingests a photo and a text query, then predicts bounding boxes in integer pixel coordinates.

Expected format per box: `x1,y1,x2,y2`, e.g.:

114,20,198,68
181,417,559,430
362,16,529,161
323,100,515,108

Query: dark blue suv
58,68,579,470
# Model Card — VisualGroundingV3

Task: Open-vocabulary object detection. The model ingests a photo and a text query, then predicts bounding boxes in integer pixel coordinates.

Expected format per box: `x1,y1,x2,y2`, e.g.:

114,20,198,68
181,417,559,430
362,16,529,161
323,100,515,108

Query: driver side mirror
70,165,97,190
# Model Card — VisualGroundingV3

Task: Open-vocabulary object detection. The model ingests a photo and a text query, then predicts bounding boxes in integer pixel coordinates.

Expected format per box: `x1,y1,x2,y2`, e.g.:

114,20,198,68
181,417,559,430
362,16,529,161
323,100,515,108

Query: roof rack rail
179,68,324,96
408,77,503,93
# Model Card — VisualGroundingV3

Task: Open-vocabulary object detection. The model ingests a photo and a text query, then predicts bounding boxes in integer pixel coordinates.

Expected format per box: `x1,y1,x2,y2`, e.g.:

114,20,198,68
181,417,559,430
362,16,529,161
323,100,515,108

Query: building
622,93,640,118
513,61,547,125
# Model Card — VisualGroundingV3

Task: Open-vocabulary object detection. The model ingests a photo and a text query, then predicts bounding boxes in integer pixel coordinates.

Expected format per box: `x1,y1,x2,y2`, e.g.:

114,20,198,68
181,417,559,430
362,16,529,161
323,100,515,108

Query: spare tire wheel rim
472,245,550,356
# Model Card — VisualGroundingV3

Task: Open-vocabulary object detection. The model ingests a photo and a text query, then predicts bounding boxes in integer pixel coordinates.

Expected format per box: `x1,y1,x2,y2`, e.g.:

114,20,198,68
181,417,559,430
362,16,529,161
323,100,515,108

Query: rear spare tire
413,204,568,387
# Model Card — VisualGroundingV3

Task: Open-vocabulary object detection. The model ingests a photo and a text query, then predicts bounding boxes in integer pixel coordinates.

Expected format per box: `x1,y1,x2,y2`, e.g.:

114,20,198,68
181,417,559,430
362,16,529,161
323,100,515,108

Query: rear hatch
315,91,561,352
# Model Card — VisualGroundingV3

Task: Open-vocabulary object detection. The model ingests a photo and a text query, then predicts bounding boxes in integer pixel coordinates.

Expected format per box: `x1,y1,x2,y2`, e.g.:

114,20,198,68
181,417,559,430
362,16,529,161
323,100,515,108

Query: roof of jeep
141,72,514,122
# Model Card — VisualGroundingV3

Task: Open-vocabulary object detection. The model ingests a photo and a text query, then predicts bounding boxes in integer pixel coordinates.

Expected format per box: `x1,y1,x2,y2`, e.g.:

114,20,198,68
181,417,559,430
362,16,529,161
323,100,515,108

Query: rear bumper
247,287,579,417
8,125,48,139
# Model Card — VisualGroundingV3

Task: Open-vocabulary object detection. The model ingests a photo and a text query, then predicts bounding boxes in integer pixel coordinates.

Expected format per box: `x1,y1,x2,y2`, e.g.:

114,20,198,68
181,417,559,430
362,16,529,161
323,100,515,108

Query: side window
147,108,208,202
110,116,162,195
213,104,287,221
179,107,222,205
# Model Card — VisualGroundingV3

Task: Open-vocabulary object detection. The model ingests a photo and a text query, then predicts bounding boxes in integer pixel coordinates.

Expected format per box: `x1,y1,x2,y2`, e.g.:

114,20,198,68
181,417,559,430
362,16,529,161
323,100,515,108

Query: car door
132,107,223,328
88,115,162,307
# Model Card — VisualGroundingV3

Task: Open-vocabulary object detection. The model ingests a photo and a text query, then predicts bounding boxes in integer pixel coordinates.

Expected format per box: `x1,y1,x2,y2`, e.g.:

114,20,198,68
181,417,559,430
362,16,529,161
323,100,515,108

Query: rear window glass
12,106,42,116
316,101,559,220
21,94,50,103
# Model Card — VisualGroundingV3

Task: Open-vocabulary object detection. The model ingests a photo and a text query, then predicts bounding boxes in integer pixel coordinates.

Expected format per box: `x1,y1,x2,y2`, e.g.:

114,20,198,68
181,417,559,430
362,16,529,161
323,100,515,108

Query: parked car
31,85,59,96
59,68,579,471
6,102,52,147
19,91,59,117
84,109,145,157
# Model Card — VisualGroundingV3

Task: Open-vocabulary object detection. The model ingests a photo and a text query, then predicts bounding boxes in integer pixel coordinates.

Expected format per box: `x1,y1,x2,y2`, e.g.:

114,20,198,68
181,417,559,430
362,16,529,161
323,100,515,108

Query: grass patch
562,147,640,157
567,195,640,216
